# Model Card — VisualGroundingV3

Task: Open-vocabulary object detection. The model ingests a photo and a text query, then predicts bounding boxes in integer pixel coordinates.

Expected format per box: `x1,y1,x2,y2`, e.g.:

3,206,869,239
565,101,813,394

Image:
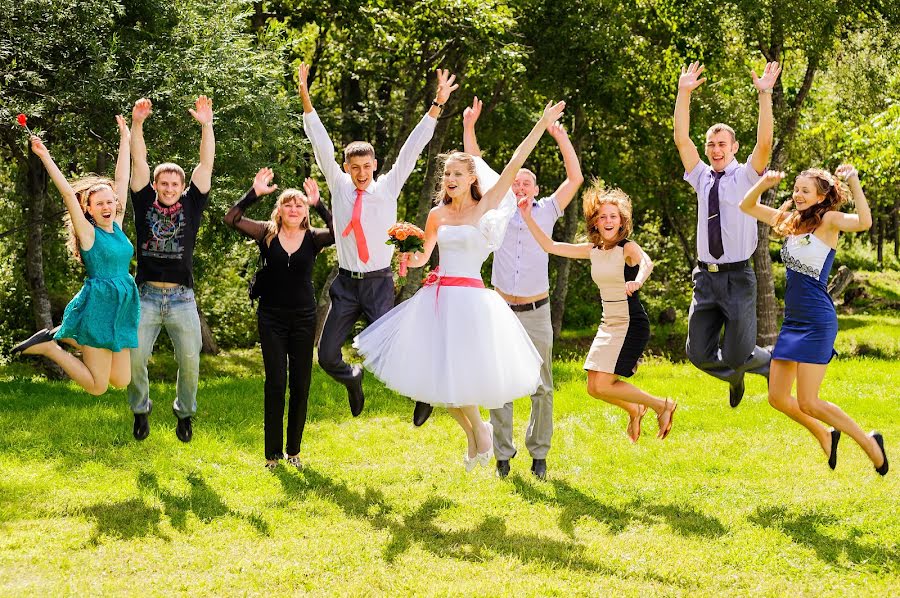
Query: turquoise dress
54,222,140,351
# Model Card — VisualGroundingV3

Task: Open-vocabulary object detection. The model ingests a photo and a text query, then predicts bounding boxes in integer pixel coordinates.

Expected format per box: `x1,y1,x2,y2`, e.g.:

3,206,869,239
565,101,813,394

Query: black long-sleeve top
224,188,335,310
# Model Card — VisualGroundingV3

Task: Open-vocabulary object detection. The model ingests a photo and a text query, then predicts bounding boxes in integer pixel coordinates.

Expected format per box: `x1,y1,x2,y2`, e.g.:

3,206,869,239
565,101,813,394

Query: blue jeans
128,285,202,418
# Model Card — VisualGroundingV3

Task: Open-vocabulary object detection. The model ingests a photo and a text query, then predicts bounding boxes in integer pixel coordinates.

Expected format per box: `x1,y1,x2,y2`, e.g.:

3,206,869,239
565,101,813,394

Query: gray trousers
490,303,554,460
686,265,770,385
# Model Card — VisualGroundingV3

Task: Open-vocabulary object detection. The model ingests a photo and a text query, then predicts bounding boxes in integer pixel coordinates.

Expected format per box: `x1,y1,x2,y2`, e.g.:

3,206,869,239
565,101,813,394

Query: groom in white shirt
462,97,583,479
298,63,458,419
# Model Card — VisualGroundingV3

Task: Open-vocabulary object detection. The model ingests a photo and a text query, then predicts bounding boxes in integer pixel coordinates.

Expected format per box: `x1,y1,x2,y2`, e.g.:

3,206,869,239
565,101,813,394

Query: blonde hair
773,168,848,237
65,175,121,263
706,123,737,144
433,152,484,205
153,162,186,185
263,189,309,247
582,181,633,248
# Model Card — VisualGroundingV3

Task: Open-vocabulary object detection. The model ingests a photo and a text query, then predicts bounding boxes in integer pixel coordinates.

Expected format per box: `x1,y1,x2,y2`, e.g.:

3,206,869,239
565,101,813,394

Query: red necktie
342,188,369,263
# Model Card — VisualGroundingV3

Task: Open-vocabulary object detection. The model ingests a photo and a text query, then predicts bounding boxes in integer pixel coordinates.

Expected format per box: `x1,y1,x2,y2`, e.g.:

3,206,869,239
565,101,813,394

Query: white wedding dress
354,159,542,408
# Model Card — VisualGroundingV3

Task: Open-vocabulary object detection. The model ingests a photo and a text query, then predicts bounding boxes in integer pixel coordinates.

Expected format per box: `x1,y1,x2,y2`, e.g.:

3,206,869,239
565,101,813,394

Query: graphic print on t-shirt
142,200,186,259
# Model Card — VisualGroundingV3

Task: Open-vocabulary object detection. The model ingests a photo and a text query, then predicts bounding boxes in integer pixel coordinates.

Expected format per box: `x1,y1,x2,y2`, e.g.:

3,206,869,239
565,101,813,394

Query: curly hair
773,168,848,237
264,189,310,247
65,175,121,263
433,152,484,205
582,181,633,248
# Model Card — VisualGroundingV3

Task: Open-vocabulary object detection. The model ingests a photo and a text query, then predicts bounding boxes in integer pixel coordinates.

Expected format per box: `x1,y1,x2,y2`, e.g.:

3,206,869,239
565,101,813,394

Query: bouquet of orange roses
386,221,425,278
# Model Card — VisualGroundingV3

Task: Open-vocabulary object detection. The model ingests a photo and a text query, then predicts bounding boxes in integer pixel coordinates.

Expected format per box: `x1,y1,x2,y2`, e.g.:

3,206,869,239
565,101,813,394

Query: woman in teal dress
12,116,140,396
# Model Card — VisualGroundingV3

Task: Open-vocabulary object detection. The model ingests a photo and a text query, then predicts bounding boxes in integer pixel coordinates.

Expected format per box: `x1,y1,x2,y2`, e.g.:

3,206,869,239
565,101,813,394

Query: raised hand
679,62,706,93
30,135,49,160
463,96,482,128
132,98,152,125
303,177,320,206
752,61,781,93
434,69,459,105
297,62,310,95
759,170,786,191
547,121,569,143
835,163,859,182
541,100,566,126
115,114,130,141
252,167,277,197
189,95,213,126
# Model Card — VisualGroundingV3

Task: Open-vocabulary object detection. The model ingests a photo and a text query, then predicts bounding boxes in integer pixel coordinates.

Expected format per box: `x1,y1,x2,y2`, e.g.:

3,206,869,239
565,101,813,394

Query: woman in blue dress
740,164,887,475
13,117,140,396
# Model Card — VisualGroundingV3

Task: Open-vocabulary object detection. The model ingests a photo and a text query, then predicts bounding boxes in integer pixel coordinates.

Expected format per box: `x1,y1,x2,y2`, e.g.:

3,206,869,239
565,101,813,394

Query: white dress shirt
303,110,437,271
684,158,762,263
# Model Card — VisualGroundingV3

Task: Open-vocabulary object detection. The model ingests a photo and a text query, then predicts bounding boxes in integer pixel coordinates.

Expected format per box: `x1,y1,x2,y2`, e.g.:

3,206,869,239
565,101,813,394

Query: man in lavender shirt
463,97,583,479
674,61,781,407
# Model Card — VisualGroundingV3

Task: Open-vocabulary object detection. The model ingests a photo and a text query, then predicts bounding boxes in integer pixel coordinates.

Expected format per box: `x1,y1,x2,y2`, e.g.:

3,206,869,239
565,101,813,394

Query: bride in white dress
355,100,567,471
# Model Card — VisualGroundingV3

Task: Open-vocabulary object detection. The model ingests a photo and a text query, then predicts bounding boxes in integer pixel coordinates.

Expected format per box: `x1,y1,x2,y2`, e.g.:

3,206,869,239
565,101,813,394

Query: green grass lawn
1,351,898,595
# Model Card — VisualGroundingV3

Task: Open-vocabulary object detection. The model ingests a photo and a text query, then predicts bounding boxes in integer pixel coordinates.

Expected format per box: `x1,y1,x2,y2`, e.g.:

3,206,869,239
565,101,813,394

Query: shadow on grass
272,466,684,586
749,505,899,572
74,470,270,546
511,476,727,540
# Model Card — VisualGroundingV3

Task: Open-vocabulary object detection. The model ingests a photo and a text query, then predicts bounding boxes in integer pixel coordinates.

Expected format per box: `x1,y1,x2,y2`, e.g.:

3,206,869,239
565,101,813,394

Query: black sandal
12,326,59,354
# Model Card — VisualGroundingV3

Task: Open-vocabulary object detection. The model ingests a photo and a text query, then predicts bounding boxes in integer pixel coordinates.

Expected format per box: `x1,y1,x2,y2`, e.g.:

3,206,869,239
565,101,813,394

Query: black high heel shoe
828,429,840,470
871,432,889,476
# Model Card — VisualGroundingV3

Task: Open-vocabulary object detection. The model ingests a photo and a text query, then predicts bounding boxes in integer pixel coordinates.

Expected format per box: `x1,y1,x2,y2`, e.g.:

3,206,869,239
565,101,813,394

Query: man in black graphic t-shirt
127,96,214,443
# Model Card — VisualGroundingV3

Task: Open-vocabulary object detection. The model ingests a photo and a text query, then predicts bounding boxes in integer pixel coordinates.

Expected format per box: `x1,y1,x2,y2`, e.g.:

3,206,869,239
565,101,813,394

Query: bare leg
447,407,477,458
58,337,82,350
108,349,131,389
795,362,884,467
23,341,112,396
460,405,491,454
586,371,668,414
766,359,831,456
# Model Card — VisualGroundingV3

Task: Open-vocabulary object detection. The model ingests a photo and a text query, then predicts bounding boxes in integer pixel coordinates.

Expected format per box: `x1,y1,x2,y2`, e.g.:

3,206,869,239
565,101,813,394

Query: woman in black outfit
225,168,334,469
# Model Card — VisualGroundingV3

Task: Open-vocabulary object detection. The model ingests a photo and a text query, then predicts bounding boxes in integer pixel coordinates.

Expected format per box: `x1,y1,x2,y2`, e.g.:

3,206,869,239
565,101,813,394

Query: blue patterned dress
772,232,838,364
54,222,140,351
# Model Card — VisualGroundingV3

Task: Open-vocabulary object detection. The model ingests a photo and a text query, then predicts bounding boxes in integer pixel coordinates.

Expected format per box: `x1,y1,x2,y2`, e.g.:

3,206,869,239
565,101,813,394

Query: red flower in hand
17,114,27,127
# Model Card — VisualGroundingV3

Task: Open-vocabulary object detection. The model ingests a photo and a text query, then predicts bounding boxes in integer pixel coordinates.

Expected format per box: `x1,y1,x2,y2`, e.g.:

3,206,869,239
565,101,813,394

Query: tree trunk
752,50,820,346
877,215,884,268
549,105,586,342
340,73,365,144
315,265,339,347
18,151,54,332
196,303,219,355
827,266,853,303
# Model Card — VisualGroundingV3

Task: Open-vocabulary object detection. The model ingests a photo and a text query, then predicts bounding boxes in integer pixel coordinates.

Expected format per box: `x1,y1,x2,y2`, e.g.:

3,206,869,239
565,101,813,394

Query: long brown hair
264,189,309,247
65,175,121,263
773,168,848,237
433,152,484,205
582,181,633,248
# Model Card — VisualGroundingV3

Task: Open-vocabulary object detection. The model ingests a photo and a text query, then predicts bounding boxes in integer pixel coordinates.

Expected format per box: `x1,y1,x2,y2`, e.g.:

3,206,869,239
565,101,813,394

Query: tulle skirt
354,284,542,408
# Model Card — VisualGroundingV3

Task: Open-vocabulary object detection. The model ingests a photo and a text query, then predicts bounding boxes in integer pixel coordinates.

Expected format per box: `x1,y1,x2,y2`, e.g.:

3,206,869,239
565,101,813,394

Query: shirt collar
713,158,740,176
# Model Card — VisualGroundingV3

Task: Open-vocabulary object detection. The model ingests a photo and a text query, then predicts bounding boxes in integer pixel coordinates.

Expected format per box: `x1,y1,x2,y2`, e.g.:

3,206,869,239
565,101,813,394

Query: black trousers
258,305,316,460
685,265,771,384
317,270,394,385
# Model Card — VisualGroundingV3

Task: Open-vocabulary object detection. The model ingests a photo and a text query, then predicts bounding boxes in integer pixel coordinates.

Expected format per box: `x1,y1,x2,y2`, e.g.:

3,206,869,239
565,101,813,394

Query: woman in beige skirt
518,182,676,442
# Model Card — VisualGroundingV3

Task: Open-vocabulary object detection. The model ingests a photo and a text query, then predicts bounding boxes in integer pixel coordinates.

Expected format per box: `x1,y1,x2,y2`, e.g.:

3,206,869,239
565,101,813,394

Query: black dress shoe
413,401,433,427
173,408,193,443
347,365,365,417
133,400,153,441
828,428,840,470
496,459,510,478
729,376,745,408
11,327,56,354
531,458,547,480
872,431,889,476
